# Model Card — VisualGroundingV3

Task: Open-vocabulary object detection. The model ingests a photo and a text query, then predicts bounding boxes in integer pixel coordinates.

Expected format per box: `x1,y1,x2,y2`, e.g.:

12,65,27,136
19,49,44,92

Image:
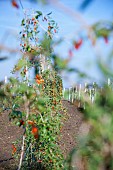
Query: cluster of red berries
19,119,39,139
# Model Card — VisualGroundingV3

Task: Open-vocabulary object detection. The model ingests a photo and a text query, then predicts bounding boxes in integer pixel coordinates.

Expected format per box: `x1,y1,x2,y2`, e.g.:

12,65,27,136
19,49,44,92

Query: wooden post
63,88,65,99
4,76,7,84
78,84,81,100
108,78,111,86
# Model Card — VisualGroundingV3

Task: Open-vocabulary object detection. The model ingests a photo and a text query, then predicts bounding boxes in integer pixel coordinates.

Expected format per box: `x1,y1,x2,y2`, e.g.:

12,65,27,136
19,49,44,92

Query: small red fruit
53,100,57,105
52,106,54,110
23,68,27,74
32,18,35,21
35,74,44,85
34,21,37,25
23,34,26,37
12,144,17,155
12,0,19,9
34,133,39,139
32,126,38,134
19,119,24,127
28,120,34,125
74,39,83,50
38,159,42,163
34,27,37,31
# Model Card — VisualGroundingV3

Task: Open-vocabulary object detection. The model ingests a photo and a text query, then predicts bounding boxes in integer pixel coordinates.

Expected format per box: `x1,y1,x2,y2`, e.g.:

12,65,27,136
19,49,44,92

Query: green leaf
27,32,32,38
26,46,31,52
67,68,79,72
50,20,55,23
15,58,26,70
12,104,20,109
47,12,52,16
9,110,22,120
92,21,113,37
18,83,28,93
21,19,25,26
0,89,5,97
35,15,39,19
36,11,42,18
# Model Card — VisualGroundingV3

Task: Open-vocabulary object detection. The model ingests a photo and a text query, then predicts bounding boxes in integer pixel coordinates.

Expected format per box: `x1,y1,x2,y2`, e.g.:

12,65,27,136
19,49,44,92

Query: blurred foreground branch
48,0,96,43
0,44,20,53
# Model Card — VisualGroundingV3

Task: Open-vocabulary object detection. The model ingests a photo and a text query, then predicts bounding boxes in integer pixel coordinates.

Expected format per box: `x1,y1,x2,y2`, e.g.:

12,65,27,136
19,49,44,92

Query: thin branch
17,135,25,170
38,22,52,38
0,44,20,53
38,111,44,123
19,0,24,9
48,0,89,29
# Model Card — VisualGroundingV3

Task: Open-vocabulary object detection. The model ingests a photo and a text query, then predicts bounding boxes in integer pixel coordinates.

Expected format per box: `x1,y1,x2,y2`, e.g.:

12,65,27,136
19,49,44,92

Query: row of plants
63,80,113,107
0,10,66,170
64,83,113,170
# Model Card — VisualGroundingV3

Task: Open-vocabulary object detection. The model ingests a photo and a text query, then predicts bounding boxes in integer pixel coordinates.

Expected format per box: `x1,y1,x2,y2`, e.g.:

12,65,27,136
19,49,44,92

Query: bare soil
0,100,83,170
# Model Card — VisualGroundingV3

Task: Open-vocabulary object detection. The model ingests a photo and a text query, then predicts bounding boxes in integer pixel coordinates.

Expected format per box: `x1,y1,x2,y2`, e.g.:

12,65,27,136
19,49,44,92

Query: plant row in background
64,81,113,170
63,78,113,169
63,78,113,108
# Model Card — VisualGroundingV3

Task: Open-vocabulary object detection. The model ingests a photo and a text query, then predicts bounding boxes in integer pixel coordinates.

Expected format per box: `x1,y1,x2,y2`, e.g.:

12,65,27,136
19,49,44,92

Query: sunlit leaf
21,19,25,26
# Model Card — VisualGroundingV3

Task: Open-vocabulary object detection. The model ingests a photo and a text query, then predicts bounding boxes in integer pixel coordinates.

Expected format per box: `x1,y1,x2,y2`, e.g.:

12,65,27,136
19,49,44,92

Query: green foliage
1,3,113,170
0,68,64,169
0,10,65,170
64,84,113,169
92,21,113,38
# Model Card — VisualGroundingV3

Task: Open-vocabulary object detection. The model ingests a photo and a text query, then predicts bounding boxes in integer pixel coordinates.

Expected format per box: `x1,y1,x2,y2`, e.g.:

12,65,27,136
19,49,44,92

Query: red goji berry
32,126,38,135
12,144,17,155
12,0,19,9
74,39,83,50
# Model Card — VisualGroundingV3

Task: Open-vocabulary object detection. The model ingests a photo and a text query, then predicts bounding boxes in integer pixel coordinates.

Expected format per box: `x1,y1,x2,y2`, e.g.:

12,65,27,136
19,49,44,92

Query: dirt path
0,110,24,170
0,100,83,170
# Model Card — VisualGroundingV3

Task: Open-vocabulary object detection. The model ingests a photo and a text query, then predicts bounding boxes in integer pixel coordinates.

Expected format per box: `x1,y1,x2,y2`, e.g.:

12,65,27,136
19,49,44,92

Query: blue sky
0,0,113,87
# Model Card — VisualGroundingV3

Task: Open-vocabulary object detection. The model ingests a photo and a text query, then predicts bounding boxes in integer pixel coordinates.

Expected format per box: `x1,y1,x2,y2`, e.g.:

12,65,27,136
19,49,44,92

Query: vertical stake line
71,87,74,103
63,88,65,99
17,135,25,170
89,89,92,102
79,84,81,100
4,76,8,84
68,88,70,101
18,96,30,170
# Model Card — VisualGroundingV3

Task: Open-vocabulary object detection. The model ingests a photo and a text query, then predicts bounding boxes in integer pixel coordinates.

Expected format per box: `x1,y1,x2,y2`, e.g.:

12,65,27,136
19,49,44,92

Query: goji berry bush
0,11,65,170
